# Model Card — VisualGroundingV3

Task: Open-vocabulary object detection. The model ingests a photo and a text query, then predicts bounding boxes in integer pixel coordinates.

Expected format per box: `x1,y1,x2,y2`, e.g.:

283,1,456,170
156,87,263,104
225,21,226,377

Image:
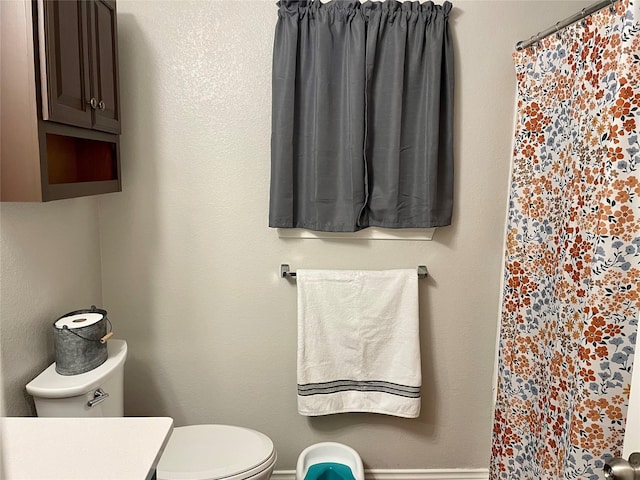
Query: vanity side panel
1,0,43,202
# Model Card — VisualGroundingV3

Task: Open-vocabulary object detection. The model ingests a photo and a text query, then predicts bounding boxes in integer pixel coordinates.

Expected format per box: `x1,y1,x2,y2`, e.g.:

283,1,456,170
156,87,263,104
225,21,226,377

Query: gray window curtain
270,0,454,232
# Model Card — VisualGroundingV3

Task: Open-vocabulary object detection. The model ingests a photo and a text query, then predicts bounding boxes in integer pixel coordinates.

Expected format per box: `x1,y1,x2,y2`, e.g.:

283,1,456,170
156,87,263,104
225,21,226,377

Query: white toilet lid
157,425,276,480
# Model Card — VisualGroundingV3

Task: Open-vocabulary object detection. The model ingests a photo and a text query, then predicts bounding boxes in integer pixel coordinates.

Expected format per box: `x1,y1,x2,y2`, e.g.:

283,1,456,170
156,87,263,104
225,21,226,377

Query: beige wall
0,200,103,416
97,0,589,469
0,0,591,470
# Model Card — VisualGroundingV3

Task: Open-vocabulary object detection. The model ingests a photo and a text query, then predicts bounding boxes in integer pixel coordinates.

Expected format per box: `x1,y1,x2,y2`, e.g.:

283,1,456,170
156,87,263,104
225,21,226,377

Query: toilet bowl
296,443,364,480
26,339,277,480
157,424,276,480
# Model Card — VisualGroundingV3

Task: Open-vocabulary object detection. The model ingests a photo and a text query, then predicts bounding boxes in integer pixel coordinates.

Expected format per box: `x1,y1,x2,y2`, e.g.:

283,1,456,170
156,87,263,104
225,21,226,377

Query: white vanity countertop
1,417,174,480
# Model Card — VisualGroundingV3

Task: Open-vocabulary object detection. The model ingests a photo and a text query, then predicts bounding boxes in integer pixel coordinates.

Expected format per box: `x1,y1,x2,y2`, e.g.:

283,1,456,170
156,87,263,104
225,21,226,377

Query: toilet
25,339,277,480
296,443,364,480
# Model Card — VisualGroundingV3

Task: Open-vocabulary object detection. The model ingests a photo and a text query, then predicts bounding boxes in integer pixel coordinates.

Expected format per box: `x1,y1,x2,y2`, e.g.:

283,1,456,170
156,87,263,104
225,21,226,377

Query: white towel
296,269,421,418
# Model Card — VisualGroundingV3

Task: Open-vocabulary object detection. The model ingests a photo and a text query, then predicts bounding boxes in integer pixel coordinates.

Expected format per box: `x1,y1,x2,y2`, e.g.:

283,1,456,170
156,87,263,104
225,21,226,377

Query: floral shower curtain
491,1,640,479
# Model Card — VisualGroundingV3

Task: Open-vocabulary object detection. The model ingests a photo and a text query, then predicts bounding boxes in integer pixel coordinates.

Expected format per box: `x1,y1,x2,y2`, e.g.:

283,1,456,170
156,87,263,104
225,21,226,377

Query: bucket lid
157,425,276,480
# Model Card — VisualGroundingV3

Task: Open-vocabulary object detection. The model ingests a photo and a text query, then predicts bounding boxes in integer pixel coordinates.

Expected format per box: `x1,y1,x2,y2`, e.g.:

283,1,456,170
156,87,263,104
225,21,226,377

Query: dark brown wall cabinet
41,0,120,134
0,0,122,202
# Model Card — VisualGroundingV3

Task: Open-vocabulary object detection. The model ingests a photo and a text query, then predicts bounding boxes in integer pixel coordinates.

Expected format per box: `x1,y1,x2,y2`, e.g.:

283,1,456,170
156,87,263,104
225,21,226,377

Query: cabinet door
90,0,120,134
40,0,93,129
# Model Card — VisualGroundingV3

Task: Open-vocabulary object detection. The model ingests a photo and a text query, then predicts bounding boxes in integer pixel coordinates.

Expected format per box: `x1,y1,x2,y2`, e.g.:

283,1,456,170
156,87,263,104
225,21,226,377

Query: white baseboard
271,469,489,480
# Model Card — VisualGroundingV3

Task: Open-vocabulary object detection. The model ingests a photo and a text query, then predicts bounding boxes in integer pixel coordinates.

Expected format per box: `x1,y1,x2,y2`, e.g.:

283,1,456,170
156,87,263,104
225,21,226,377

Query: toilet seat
157,424,277,480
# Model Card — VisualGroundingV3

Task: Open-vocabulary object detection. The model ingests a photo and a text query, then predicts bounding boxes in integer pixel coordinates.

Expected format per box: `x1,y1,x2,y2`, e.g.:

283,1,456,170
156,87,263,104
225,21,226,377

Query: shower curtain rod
516,0,619,51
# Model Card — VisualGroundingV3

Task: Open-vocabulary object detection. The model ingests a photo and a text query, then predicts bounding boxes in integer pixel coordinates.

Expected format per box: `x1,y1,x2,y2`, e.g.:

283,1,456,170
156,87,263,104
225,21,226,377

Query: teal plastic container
304,463,355,480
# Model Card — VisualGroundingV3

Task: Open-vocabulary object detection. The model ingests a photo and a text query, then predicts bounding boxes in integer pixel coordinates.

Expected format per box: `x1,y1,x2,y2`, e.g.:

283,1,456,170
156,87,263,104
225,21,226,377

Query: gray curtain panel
270,0,454,232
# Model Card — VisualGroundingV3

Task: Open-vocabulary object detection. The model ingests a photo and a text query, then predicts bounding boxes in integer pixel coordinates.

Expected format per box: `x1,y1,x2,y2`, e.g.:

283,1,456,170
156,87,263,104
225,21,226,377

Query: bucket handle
62,315,113,344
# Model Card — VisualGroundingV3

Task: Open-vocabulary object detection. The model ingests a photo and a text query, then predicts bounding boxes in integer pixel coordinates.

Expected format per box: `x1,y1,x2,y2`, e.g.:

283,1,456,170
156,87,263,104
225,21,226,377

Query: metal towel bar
280,264,428,279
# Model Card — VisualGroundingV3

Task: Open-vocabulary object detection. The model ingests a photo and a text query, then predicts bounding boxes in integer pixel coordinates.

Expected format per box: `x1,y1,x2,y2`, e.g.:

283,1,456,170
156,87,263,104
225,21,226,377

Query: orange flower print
623,118,636,132
525,114,546,133
585,423,605,443
606,404,623,420
610,223,625,236
616,190,630,203
608,146,625,161
611,395,625,406
614,205,634,223
584,325,603,343
581,368,597,382
612,98,631,118
586,409,601,422
579,346,595,362
522,143,536,158
604,323,622,337
609,124,621,143
610,33,621,48
619,85,633,99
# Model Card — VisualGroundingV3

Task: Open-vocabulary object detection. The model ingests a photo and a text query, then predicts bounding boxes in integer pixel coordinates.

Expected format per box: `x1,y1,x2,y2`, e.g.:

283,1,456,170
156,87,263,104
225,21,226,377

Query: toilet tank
26,339,127,417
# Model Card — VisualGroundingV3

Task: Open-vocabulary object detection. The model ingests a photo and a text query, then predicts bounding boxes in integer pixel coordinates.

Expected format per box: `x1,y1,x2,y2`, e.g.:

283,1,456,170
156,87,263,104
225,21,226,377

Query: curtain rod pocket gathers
277,0,453,17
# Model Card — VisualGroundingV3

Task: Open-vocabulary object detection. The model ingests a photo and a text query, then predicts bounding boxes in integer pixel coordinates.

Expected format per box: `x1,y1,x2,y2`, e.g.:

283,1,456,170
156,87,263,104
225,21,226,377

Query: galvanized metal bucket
53,306,113,376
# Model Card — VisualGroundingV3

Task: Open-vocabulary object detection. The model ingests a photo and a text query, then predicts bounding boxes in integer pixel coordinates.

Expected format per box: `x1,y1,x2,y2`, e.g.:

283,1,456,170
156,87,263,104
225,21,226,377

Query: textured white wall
0,199,103,416
0,0,591,470
97,0,589,468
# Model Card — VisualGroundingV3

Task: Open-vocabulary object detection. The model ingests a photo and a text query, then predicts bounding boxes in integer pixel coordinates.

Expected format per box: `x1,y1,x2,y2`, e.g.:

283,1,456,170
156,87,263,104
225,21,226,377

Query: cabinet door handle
88,98,98,109
98,100,106,111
